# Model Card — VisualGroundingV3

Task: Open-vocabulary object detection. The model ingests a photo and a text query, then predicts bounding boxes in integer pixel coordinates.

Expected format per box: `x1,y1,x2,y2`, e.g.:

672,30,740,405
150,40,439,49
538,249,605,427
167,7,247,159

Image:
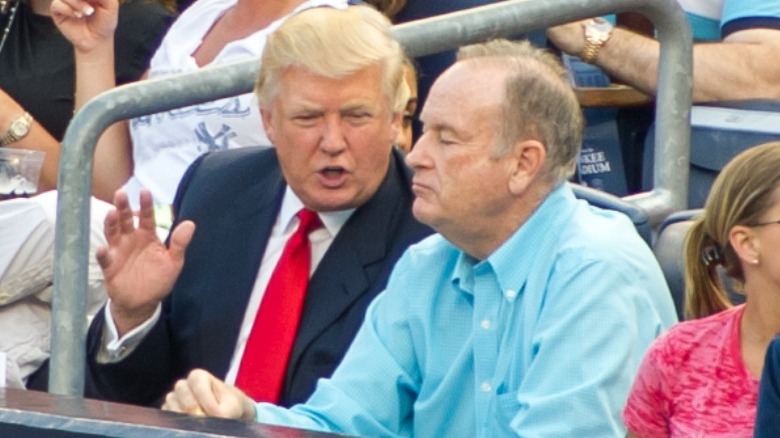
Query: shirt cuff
254,402,278,424
97,300,161,364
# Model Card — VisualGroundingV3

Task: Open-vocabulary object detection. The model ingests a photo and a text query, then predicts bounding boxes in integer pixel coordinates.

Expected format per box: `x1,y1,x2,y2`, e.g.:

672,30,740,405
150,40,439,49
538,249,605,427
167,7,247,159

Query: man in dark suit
86,5,430,408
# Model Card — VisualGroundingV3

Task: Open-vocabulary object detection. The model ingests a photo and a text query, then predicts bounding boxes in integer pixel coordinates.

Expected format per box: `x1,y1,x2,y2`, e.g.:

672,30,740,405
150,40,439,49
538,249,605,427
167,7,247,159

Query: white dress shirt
102,187,354,374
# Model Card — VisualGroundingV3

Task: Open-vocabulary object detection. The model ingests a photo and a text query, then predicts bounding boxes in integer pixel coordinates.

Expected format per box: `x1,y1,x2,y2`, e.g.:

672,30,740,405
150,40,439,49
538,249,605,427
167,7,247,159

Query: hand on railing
163,369,256,422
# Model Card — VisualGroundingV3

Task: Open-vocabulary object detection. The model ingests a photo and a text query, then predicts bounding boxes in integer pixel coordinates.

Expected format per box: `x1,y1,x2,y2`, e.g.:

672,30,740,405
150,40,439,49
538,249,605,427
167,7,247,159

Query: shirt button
480,381,492,393
504,289,517,301
480,319,491,330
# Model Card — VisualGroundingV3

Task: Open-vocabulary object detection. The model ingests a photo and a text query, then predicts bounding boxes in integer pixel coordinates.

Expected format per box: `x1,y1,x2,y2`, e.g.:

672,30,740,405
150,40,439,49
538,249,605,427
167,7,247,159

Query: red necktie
235,208,322,402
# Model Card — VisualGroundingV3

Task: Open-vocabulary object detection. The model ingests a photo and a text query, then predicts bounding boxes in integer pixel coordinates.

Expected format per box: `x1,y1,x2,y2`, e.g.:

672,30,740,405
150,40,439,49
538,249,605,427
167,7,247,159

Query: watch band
580,18,614,64
580,39,604,64
0,112,33,147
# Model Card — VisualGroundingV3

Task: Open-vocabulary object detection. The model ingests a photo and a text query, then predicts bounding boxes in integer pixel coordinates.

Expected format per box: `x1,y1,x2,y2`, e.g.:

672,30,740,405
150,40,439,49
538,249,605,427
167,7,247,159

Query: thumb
210,379,254,420
168,220,196,264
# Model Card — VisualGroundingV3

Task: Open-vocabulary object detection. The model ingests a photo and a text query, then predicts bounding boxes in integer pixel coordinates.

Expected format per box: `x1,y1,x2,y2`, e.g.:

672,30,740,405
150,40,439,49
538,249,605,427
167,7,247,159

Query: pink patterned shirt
623,305,758,437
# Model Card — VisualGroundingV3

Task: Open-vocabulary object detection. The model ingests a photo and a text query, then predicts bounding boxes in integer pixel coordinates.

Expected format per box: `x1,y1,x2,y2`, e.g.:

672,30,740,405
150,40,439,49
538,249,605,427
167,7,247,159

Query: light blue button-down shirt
255,183,678,437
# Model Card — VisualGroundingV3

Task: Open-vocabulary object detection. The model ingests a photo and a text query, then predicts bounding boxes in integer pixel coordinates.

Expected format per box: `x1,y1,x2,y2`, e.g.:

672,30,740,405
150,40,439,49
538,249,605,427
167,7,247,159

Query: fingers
162,369,218,417
163,378,206,416
168,221,196,266
136,189,157,232
50,0,95,19
95,244,110,271
161,370,250,420
111,190,136,235
211,379,257,421
102,206,121,247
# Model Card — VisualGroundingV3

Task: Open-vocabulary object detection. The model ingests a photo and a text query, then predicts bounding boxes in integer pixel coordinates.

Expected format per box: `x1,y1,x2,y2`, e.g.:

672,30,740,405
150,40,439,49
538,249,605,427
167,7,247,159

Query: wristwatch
580,17,614,64
0,112,33,146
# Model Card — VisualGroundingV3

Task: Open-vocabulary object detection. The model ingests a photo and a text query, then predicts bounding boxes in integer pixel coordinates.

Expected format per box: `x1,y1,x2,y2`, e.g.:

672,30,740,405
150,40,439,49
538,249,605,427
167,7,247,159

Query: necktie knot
297,208,322,235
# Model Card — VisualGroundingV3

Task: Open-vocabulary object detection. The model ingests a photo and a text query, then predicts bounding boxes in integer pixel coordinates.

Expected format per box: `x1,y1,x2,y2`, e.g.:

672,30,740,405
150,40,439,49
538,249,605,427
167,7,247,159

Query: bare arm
51,0,137,201
0,90,61,191
547,22,780,103
96,189,195,337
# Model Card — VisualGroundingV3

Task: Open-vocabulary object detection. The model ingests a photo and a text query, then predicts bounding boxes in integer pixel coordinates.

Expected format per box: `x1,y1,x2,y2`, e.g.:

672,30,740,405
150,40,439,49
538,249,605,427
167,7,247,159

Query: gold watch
0,112,33,147
580,17,614,64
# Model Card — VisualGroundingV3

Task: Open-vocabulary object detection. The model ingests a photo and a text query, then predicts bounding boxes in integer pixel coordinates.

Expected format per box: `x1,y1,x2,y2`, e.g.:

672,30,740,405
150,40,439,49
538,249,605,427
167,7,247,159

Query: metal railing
50,0,692,395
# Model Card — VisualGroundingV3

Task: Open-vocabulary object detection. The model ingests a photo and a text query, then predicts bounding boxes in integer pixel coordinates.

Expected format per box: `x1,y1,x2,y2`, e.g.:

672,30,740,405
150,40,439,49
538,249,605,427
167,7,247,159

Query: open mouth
318,166,348,187
321,166,345,178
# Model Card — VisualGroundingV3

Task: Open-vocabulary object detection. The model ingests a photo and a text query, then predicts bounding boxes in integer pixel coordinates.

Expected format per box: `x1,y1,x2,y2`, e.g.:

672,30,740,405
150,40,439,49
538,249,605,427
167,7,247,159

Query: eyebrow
341,101,377,112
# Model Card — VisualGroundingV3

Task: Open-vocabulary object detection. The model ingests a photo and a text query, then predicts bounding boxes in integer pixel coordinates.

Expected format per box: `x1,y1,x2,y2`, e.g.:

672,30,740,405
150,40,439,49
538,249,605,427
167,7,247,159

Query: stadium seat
571,183,651,245
644,100,780,208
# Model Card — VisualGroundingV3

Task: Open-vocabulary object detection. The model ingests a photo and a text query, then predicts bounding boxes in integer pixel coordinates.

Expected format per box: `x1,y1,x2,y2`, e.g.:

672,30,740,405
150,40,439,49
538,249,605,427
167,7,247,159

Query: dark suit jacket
85,147,431,407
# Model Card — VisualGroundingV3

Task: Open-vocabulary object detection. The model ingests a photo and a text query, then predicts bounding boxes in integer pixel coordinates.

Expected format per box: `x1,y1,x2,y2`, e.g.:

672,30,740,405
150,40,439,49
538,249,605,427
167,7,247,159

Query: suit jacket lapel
288,155,405,369
197,152,286,375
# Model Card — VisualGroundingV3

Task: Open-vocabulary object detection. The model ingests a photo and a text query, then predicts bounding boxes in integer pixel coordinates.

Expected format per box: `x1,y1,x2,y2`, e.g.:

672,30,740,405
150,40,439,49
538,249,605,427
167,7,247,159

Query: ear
507,139,546,195
728,225,760,266
260,108,275,144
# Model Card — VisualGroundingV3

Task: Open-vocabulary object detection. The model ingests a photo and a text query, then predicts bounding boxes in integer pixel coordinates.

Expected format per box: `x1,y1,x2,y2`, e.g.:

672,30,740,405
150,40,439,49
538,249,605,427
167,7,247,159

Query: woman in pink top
623,141,780,437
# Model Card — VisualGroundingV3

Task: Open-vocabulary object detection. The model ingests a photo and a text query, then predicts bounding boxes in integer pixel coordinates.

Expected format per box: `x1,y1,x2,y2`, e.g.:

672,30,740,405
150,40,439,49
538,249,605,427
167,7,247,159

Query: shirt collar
279,186,354,236
451,183,577,296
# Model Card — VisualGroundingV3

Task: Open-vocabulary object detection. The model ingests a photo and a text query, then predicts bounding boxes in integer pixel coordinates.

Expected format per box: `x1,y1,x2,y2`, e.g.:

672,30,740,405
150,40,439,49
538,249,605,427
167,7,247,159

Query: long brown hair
684,141,780,318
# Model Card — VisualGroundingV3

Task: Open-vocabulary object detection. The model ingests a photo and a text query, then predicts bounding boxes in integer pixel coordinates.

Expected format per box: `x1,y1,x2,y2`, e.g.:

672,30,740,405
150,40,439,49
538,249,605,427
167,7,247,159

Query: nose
405,131,430,169
319,115,347,155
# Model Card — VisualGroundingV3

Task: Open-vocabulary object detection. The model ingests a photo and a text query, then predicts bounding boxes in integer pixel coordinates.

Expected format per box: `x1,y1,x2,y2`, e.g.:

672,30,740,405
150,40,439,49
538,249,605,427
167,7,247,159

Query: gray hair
457,39,583,184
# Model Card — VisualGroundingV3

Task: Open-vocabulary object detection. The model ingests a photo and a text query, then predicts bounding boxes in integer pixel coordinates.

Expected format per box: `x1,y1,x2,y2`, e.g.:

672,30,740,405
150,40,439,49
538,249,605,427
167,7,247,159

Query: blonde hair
684,141,780,319
456,39,583,184
255,5,407,112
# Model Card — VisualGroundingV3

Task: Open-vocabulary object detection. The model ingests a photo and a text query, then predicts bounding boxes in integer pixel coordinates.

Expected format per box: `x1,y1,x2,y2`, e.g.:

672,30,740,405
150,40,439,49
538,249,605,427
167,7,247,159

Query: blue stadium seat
653,210,700,320
643,100,780,208
653,209,746,321
571,183,650,245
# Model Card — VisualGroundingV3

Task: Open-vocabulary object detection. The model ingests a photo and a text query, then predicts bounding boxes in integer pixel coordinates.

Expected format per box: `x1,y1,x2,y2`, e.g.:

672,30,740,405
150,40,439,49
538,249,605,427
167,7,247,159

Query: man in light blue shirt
161,27,677,437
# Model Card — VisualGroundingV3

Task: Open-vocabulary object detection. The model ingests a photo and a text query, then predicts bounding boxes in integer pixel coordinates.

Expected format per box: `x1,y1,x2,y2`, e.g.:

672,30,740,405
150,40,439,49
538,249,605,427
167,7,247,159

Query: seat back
653,210,700,320
644,100,780,208
571,183,651,245
653,209,747,321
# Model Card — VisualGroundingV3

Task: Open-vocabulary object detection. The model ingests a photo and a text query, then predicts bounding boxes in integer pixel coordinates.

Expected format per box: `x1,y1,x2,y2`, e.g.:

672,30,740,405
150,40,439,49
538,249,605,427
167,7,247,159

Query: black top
0,0,173,141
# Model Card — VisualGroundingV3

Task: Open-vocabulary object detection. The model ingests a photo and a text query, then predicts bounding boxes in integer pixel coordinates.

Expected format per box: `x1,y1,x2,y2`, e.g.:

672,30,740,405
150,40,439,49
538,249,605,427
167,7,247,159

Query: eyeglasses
750,219,780,227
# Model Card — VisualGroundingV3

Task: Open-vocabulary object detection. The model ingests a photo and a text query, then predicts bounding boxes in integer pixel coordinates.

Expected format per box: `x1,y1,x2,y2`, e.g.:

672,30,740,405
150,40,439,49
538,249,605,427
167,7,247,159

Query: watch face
10,116,31,138
11,123,25,136
590,17,613,33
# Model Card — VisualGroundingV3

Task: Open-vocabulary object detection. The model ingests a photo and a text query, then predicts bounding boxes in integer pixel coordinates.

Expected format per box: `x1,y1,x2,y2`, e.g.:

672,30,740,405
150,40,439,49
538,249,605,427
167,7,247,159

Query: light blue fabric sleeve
254,253,419,436
723,0,780,24
509,245,671,436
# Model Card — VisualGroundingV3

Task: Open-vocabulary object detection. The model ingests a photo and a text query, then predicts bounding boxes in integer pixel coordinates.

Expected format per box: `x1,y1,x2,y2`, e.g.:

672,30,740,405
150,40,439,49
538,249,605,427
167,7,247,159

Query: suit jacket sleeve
84,153,211,406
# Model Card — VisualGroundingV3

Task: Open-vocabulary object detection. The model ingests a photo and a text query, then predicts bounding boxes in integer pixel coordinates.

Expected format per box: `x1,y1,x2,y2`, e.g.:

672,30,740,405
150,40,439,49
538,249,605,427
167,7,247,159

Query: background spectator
0,0,172,191
1,0,349,391
624,141,780,437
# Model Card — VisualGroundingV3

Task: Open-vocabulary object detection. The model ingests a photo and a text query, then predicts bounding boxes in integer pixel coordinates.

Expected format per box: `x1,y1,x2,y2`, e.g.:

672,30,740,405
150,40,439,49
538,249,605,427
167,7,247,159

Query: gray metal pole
50,0,691,395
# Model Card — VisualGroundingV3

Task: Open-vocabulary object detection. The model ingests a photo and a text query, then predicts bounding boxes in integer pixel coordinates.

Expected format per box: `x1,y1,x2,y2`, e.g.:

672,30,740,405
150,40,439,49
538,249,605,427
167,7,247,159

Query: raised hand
163,369,256,421
96,189,195,336
50,0,119,53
